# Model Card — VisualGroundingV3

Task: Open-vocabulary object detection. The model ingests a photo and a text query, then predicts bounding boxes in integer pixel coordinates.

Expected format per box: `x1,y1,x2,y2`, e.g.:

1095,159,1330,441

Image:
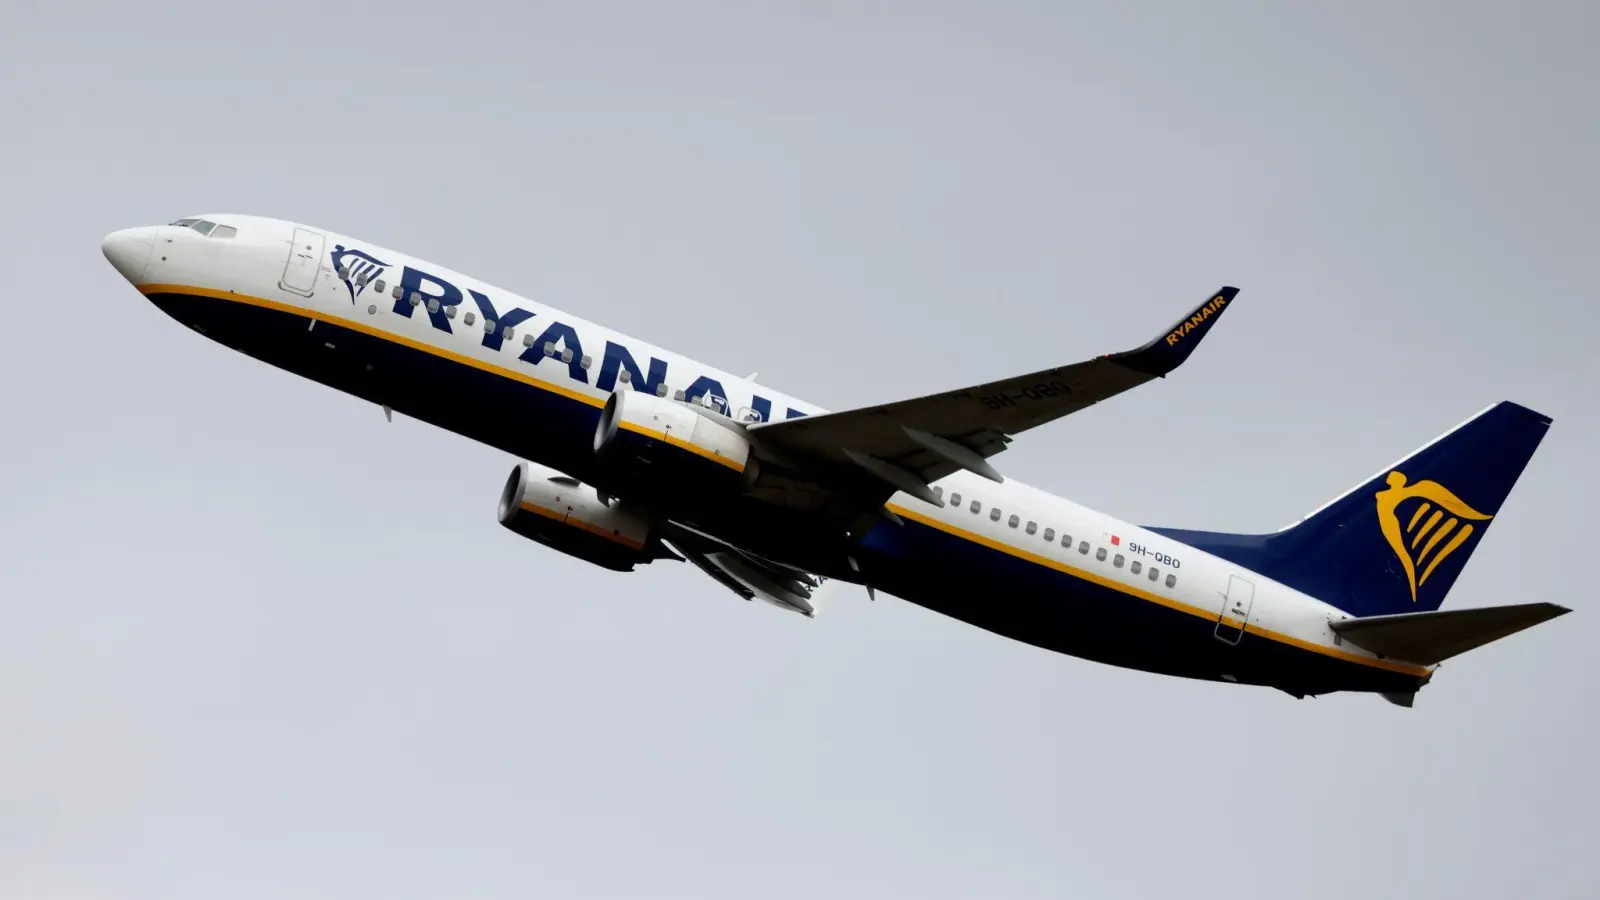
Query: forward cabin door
1214,574,1255,645
280,227,325,297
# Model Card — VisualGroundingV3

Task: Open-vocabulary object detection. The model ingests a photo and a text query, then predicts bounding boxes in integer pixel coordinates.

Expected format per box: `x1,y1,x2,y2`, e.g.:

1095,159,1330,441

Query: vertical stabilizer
1151,402,1552,617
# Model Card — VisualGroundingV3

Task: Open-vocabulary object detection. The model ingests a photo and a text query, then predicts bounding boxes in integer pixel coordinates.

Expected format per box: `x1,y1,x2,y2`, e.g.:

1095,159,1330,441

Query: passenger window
1113,554,1124,568
408,292,422,307
1130,561,1142,574
522,333,535,347
372,278,384,293
483,319,497,334
503,325,515,339
655,383,669,397
1062,534,1073,548
989,508,1001,522
392,285,404,300
581,355,593,370
445,305,457,319
949,493,961,507
933,486,944,499
618,368,630,381
543,341,556,356
1008,515,1019,528
1025,521,1036,535
191,220,216,236
970,500,980,514
561,348,574,363
674,389,686,401
1042,527,1054,542
211,224,237,238
1165,574,1176,588
1150,568,1161,582
1078,541,1089,554
1095,547,1107,562
429,299,443,313
463,311,476,326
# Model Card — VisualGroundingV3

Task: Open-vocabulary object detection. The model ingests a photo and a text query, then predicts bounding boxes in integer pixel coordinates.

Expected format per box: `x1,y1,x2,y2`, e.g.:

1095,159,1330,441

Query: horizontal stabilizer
1330,602,1569,665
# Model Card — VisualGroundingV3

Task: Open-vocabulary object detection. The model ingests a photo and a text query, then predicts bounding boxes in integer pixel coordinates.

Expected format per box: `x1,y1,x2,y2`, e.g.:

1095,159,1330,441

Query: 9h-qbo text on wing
102,215,1569,707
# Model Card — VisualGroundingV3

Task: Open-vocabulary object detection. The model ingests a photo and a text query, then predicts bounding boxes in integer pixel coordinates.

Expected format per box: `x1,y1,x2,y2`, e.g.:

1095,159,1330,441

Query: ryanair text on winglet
1164,294,1228,347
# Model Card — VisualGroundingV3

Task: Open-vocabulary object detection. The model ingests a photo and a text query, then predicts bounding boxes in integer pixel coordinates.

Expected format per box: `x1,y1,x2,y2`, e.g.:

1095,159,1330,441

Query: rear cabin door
1214,574,1256,645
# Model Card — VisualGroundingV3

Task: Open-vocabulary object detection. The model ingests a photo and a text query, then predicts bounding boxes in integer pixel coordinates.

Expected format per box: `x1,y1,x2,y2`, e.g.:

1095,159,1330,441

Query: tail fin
1150,401,1552,617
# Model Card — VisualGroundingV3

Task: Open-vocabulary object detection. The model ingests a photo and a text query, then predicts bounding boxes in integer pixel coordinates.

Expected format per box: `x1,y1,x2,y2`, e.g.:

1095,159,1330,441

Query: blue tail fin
1149,401,1552,617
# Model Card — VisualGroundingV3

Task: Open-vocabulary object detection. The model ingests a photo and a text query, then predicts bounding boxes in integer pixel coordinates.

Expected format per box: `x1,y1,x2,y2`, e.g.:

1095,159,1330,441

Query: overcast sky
2,1,1596,898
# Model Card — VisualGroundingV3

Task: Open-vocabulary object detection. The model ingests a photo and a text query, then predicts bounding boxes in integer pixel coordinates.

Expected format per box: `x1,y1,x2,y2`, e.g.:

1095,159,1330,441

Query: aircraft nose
101,226,157,284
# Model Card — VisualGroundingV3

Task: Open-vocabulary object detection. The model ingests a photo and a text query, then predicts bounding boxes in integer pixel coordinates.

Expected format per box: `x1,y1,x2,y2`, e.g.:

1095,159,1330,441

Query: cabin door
1214,574,1255,645
280,227,325,297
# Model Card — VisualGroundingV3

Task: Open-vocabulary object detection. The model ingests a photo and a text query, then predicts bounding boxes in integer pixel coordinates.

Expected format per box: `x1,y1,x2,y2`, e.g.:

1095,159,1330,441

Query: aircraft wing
745,287,1238,509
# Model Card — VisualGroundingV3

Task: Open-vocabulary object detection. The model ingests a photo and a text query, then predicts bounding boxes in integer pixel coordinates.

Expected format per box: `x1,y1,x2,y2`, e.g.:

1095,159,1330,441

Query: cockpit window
168,218,236,237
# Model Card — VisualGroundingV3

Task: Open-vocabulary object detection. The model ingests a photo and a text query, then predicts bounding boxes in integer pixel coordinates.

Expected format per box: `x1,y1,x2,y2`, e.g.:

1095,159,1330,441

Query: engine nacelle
497,461,668,572
592,388,756,502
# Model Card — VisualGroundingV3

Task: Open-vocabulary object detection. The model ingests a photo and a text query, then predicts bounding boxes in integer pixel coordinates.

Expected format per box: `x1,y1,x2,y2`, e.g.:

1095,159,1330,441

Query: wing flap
663,522,831,617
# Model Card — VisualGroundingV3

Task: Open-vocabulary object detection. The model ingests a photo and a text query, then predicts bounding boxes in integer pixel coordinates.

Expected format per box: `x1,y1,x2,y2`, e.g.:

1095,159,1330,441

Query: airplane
101,214,1569,706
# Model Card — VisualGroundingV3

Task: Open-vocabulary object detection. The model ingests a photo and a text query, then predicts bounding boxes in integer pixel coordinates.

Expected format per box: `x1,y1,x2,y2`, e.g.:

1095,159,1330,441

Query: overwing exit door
1214,574,1255,645
280,227,325,297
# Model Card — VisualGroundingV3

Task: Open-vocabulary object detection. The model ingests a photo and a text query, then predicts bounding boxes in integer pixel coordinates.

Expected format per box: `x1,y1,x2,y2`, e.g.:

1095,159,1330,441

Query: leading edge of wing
1107,286,1239,377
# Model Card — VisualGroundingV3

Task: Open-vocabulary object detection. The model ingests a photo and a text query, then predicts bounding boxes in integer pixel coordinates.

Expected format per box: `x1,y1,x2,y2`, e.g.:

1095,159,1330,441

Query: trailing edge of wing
1329,602,1570,666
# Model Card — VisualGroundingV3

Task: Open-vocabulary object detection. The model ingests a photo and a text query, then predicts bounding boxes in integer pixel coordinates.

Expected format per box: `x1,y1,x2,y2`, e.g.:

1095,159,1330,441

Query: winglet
1110,286,1239,377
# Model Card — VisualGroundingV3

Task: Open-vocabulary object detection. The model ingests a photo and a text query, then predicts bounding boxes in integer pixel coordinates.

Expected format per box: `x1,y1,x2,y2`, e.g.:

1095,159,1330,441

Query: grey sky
2,1,1596,897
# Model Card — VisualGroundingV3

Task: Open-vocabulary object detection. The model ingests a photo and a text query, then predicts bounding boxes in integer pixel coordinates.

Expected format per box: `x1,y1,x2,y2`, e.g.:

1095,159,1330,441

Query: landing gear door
1214,574,1255,645
280,227,325,297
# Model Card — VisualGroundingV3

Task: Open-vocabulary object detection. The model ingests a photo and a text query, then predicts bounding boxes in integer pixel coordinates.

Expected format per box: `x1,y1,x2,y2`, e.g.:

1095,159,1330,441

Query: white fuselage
101,214,1434,694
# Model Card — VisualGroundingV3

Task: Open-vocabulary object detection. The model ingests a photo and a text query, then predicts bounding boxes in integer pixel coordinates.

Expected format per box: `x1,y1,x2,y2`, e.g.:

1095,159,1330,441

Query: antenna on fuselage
847,555,875,601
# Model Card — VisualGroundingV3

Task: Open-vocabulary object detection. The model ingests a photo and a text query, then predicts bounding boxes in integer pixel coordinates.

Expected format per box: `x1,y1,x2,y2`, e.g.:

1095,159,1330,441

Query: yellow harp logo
1375,471,1493,603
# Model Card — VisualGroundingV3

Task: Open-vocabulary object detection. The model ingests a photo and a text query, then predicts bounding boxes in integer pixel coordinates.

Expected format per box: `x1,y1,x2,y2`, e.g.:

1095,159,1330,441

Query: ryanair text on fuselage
380,257,807,424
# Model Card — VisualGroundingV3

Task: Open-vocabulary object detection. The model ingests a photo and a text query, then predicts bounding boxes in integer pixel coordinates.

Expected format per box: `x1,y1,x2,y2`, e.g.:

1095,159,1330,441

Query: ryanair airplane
102,215,1568,706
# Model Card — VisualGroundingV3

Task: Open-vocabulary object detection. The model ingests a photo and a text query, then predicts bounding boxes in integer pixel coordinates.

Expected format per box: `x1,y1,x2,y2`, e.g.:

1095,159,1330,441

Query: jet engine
592,387,758,503
497,461,676,572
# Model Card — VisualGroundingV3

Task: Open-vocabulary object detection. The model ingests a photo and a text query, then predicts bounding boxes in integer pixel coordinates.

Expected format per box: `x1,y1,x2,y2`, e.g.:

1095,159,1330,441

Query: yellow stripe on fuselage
140,283,604,410
148,283,1429,678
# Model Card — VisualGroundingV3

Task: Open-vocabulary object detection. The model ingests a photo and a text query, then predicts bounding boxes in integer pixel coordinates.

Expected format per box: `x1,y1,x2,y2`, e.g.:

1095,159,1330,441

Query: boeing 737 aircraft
101,215,1568,706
